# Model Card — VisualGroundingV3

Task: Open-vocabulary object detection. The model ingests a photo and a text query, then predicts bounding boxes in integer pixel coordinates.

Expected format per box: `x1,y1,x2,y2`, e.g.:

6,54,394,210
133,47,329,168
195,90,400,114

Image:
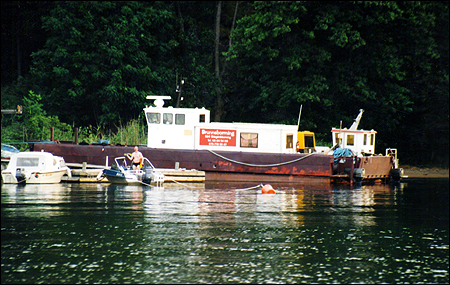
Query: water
2,179,448,284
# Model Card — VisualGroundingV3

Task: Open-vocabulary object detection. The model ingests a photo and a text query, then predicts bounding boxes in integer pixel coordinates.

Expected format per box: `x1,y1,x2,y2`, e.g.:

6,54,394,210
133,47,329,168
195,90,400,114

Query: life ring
296,141,300,152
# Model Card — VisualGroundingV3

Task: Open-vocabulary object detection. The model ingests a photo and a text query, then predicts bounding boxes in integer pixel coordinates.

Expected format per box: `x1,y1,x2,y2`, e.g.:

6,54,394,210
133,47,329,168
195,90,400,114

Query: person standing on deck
129,146,143,172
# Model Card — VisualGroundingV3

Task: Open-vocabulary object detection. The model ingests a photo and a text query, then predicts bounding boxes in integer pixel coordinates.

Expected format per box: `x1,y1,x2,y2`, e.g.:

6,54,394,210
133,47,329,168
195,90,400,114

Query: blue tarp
332,147,354,164
1,143,20,158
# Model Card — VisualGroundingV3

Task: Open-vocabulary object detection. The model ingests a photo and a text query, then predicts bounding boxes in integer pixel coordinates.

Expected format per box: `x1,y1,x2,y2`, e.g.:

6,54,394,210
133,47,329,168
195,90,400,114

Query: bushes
1,90,147,150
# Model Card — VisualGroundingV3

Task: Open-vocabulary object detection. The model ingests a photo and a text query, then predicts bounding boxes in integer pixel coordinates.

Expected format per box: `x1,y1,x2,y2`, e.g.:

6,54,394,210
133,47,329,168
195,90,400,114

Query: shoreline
401,166,449,179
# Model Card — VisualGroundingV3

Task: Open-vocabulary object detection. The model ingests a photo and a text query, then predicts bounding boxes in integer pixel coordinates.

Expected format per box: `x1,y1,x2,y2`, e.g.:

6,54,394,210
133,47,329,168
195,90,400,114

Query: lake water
1,178,448,284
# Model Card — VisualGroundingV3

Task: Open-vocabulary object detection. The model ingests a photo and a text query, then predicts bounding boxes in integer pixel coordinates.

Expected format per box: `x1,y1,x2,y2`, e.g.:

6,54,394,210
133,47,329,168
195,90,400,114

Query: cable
207,149,315,167
233,183,264,191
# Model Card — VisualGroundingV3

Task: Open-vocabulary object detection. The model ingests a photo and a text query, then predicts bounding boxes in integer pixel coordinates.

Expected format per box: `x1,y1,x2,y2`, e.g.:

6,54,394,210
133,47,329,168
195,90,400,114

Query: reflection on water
1,179,449,284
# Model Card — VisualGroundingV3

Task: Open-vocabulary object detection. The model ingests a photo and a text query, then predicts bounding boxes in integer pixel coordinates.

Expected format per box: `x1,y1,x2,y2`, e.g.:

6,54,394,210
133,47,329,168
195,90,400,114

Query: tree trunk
214,1,224,122
16,1,22,80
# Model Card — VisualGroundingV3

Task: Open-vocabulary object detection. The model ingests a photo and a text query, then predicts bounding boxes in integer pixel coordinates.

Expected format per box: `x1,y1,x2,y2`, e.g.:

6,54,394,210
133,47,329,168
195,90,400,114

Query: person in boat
129,146,144,172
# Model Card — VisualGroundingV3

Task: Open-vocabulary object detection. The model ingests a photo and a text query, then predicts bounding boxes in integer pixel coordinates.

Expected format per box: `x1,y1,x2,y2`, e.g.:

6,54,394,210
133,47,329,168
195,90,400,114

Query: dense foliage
1,1,448,167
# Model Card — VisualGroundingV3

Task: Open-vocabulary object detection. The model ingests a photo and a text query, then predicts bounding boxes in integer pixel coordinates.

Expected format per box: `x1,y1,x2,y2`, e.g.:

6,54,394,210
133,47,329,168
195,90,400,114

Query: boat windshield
17,157,39,167
114,157,128,170
142,158,155,169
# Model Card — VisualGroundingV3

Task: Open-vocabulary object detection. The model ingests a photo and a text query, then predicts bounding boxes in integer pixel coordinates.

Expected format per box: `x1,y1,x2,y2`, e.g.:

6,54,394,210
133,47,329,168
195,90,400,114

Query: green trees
1,90,73,146
30,2,178,127
227,1,448,165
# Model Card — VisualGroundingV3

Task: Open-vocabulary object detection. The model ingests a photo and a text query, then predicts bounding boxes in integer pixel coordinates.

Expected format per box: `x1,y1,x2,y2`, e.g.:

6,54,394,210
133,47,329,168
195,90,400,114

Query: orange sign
200,129,236,146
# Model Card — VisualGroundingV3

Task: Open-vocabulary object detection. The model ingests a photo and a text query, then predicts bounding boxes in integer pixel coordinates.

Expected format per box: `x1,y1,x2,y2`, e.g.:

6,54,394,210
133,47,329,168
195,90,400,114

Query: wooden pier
62,163,205,183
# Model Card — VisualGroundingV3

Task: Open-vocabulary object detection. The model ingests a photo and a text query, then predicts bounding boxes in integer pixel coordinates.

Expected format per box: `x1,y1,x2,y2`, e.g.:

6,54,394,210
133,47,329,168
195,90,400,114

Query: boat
98,156,165,186
327,109,403,183
31,96,402,184
1,143,21,172
1,143,20,159
1,151,71,184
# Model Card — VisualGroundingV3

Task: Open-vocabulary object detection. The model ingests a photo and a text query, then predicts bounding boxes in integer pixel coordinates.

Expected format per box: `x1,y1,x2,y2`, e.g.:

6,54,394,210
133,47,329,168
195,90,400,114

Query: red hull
32,142,333,178
31,142,396,183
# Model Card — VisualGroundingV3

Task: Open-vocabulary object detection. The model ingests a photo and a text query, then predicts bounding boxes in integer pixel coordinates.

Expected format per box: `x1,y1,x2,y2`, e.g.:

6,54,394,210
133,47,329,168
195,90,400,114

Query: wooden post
74,128,78,144
350,156,355,185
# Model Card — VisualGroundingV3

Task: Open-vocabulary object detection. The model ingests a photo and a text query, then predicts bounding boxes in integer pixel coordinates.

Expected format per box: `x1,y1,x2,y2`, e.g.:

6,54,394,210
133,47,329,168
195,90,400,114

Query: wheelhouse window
175,114,185,125
335,133,342,145
240,133,258,148
346,134,354,146
370,134,375,145
147,113,161,124
364,134,368,145
304,135,314,148
199,114,205,123
163,113,173,124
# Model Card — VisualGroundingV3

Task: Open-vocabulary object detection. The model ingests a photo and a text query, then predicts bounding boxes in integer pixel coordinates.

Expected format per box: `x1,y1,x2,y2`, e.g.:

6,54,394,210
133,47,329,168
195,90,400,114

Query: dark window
147,113,160,124
347,135,354,146
163,113,173,124
175,114,185,125
304,135,314,148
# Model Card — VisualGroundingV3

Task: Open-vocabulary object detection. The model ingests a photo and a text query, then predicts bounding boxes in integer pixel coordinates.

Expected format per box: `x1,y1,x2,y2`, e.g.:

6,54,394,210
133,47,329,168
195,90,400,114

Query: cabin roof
331,128,377,134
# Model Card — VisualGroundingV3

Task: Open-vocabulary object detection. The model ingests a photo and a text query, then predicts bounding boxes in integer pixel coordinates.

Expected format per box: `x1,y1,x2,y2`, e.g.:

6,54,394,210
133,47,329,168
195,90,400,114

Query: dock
62,163,205,183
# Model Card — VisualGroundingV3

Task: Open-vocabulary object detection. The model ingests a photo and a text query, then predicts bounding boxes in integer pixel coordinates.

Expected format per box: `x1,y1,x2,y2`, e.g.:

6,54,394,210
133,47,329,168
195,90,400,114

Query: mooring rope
164,177,201,188
233,183,264,191
140,179,263,191
207,149,315,167
138,180,158,187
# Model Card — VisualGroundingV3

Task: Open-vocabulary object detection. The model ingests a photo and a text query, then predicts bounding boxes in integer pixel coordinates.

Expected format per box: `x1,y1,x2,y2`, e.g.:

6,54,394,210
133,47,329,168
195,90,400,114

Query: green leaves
30,1,179,127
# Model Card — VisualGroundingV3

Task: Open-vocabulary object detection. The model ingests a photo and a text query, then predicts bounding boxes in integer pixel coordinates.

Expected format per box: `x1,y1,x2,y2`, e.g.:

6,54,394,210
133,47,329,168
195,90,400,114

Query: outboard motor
143,167,153,184
15,168,26,184
353,168,365,184
390,168,404,182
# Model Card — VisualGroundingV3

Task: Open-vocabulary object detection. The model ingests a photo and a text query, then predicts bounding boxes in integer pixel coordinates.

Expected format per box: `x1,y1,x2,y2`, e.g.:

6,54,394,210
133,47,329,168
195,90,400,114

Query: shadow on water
1,179,448,284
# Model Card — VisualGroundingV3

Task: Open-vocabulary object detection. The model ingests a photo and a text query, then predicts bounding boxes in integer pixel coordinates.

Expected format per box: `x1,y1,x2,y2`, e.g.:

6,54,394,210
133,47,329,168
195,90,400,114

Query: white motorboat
1,151,71,184
98,156,164,186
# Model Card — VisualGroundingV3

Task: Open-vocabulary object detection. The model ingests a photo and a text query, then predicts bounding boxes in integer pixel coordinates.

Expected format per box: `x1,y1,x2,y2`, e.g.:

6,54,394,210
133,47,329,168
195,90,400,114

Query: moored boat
31,97,402,184
328,109,402,183
1,151,71,184
98,156,164,186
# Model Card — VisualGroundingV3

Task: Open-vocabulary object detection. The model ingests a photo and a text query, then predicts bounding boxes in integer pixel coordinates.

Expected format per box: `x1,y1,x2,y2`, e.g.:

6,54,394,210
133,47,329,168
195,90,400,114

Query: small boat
1,143,20,172
1,143,20,159
98,156,165,186
328,109,403,183
1,151,71,184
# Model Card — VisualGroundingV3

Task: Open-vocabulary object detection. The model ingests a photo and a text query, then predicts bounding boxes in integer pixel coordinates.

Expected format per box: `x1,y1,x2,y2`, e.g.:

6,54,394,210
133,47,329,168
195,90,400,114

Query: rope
234,183,264,191
165,177,201,188
138,180,158,187
207,149,315,167
141,178,263,191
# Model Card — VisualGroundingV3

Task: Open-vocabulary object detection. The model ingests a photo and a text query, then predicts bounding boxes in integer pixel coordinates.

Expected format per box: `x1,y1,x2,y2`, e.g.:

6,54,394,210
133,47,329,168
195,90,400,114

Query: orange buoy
261,184,276,194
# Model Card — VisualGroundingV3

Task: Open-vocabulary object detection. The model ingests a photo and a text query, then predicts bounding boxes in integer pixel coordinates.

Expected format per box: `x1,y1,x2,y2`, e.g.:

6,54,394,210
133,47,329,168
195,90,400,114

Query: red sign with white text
199,129,236,146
